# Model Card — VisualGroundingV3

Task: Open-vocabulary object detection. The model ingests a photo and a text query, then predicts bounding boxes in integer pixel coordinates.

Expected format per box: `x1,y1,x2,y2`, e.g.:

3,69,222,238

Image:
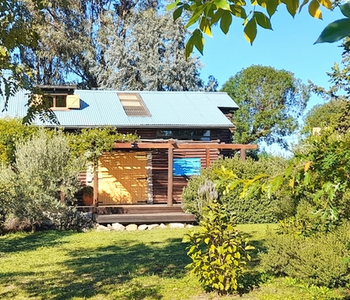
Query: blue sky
197,6,345,113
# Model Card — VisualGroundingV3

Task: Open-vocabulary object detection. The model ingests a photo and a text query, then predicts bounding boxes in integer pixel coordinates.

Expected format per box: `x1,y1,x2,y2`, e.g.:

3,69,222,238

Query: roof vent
118,93,151,117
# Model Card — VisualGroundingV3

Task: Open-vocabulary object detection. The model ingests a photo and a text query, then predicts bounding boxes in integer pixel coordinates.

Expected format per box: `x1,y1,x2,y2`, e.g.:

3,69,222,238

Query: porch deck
77,204,197,225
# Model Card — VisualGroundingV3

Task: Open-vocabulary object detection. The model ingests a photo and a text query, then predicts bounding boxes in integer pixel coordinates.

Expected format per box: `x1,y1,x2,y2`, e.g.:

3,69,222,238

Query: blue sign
173,158,201,176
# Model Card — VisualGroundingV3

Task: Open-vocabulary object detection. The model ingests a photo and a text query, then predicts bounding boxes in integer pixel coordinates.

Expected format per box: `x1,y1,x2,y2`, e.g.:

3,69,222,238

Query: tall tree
0,0,40,100
221,65,309,148
95,8,208,91
21,0,160,88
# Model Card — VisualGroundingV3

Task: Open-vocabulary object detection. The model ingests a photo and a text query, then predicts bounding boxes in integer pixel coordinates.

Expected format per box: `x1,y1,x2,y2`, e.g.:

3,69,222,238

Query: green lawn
0,224,348,300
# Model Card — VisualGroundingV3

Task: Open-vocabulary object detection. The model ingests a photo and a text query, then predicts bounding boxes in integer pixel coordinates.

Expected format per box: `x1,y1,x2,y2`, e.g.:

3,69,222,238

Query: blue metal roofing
0,90,238,129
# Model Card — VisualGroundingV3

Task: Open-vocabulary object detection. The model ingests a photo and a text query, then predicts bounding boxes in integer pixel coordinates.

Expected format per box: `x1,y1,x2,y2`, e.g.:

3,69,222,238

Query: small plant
183,199,254,295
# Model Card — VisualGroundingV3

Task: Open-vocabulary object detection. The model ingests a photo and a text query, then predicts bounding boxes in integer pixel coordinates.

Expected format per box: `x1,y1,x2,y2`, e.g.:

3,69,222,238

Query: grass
0,224,349,300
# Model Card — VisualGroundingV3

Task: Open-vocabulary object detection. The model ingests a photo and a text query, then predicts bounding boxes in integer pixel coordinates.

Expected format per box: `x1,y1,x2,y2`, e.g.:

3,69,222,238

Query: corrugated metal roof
0,90,238,129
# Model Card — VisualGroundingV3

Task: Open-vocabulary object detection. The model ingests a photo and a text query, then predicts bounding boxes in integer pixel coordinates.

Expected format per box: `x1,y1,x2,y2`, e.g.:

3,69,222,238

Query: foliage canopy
167,0,350,58
221,65,309,149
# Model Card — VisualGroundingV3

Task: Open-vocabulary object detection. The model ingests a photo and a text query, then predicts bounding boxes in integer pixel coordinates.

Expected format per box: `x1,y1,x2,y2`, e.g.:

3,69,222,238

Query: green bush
260,221,350,288
182,155,289,223
0,130,85,231
183,199,254,295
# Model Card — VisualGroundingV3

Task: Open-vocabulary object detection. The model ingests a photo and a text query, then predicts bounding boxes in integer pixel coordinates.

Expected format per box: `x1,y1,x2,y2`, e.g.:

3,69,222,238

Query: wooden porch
77,204,197,225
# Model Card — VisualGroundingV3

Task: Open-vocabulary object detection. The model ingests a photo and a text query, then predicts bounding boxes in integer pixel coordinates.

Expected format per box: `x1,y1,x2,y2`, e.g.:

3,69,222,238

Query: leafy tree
167,0,350,58
95,8,211,91
0,118,38,165
21,0,160,88
0,0,40,100
302,98,348,135
221,65,309,149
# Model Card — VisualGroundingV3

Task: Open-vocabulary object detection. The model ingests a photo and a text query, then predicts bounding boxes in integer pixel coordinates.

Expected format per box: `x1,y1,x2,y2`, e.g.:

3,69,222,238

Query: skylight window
118,93,151,117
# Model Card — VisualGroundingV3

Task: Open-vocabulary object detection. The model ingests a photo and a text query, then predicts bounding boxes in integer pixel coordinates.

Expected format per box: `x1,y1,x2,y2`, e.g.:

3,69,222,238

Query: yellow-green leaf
231,5,247,18
200,17,213,37
319,0,332,9
257,0,268,8
244,18,257,45
245,245,255,250
166,0,180,11
309,0,322,19
214,0,231,10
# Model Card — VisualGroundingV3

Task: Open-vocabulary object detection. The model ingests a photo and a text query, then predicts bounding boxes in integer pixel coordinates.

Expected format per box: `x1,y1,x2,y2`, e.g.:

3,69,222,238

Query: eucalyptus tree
21,0,160,88
0,0,39,100
221,65,309,149
94,8,209,91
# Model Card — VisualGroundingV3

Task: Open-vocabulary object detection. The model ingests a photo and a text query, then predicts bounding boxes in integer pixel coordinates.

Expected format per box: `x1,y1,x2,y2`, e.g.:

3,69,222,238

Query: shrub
45,205,95,231
183,199,254,295
182,155,289,223
0,130,85,231
260,221,350,288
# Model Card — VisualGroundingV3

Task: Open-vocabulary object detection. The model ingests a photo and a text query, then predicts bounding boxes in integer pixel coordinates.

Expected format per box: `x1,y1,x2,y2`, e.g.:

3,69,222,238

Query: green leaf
266,0,279,16
282,0,299,17
186,5,207,28
185,39,194,59
212,9,224,24
214,0,231,10
192,28,204,54
254,11,272,29
315,18,350,43
220,11,232,34
173,6,184,20
340,3,350,18
244,18,257,44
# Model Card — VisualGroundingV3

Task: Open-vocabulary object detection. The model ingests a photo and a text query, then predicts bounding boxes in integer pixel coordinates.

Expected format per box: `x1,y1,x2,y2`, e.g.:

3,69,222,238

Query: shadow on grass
0,234,190,300
0,230,74,255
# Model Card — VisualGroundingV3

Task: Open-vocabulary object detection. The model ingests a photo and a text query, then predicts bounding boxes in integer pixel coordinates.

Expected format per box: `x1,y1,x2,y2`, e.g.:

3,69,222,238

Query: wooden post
93,163,98,206
206,148,211,167
240,148,246,160
167,143,174,206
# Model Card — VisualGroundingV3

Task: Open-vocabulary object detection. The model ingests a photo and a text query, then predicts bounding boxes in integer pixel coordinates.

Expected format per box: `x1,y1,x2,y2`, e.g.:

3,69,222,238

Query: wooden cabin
1,86,257,223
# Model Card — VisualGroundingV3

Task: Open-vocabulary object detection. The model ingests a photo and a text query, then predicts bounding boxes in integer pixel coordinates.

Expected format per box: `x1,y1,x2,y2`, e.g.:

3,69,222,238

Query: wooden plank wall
152,148,220,204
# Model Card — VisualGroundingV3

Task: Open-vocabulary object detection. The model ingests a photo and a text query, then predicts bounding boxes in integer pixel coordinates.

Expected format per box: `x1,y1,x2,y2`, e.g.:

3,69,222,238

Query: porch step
94,212,196,225
78,204,186,215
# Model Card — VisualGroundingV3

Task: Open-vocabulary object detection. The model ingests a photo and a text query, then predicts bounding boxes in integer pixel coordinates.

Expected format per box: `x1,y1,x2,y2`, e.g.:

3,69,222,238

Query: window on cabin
118,93,151,117
157,130,211,141
45,95,67,108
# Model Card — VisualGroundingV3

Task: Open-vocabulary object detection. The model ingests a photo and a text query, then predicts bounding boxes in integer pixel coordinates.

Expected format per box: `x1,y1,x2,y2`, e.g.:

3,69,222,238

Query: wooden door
97,151,148,204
